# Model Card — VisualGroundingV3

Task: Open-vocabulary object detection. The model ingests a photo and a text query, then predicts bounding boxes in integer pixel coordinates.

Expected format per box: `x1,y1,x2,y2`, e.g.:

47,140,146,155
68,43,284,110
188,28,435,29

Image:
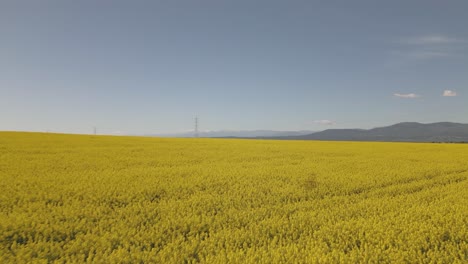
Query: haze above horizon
1,0,467,135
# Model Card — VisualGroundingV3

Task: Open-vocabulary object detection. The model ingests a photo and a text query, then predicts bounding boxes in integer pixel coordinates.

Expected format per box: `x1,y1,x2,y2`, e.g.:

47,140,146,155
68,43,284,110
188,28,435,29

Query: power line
195,117,199,138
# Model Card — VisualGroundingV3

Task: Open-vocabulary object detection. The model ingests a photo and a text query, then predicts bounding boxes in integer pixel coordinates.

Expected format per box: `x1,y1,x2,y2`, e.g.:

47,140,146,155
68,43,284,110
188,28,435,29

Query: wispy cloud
393,35,465,60
393,93,420,99
399,35,463,45
407,51,451,59
314,120,335,125
443,90,457,97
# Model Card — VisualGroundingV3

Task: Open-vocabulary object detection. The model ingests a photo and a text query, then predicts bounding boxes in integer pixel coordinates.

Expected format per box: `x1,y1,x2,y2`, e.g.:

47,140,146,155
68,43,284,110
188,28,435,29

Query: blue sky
1,0,467,134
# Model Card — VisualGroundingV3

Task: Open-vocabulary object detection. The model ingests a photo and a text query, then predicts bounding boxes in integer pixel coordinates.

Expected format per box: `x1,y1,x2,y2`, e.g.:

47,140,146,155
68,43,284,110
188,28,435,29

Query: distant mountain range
149,130,315,138
274,122,468,142
148,122,468,142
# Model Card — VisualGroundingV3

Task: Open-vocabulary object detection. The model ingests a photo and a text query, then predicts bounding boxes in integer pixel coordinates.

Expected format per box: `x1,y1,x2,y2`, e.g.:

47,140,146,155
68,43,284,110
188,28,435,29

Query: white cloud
390,50,451,60
393,35,465,60
314,120,335,125
407,51,451,59
400,35,462,45
393,93,420,99
443,90,457,97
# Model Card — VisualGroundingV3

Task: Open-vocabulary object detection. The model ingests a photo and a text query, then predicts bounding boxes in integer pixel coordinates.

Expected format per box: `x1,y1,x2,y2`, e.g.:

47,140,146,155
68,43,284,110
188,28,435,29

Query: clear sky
1,0,467,135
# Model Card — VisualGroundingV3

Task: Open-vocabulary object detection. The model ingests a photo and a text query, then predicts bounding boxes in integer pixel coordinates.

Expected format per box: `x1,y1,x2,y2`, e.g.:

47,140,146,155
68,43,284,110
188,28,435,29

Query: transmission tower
94,127,97,135
195,117,199,138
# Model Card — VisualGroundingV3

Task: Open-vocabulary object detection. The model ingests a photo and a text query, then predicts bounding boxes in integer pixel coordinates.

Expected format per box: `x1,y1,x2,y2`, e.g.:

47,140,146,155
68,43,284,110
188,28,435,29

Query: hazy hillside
151,130,315,138
278,122,468,142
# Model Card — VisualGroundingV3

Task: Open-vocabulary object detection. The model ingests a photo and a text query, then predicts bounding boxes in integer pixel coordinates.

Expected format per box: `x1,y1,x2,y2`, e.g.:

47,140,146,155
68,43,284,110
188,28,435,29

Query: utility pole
195,117,199,138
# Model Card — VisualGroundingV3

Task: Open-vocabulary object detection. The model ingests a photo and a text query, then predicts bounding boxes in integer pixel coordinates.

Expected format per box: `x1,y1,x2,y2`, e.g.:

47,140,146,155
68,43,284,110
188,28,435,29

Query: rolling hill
277,122,468,142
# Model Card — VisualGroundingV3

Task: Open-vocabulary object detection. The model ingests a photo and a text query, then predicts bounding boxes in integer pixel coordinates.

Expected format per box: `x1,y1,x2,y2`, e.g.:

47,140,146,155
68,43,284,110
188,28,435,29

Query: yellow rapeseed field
0,132,467,263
